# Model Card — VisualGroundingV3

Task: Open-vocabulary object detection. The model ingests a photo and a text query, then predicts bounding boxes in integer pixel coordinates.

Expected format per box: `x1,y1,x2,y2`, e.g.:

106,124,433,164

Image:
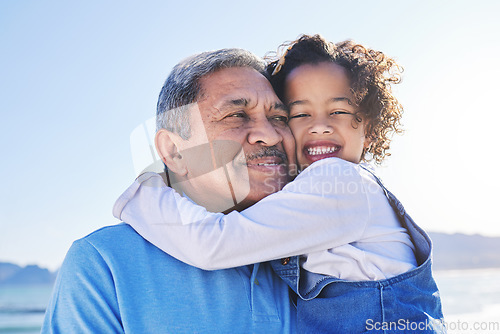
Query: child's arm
113,158,370,270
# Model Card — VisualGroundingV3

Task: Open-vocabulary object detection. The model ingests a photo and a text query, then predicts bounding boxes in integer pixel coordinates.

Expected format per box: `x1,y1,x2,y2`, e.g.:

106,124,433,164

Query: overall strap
359,164,432,265
359,165,406,220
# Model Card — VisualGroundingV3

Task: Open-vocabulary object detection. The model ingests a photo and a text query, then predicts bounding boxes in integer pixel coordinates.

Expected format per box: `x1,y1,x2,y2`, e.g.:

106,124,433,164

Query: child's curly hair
266,34,404,164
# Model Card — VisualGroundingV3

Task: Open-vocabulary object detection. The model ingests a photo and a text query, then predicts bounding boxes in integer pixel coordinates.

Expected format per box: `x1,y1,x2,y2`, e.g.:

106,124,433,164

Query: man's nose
247,118,283,146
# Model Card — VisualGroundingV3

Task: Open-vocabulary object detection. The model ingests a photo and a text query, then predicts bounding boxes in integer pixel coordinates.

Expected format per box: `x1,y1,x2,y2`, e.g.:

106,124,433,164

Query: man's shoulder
75,223,141,247
63,223,195,281
69,223,161,262
80,223,138,241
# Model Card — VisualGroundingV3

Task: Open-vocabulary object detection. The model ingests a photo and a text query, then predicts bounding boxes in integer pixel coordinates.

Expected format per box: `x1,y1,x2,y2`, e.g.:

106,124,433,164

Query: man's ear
155,129,187,176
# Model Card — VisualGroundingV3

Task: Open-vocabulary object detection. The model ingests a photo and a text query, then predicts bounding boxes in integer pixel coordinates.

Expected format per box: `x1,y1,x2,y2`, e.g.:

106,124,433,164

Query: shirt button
281,257,290,265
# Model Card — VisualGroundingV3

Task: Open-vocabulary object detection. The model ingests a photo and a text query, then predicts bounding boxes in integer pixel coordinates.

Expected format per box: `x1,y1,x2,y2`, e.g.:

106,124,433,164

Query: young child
114,35,445,333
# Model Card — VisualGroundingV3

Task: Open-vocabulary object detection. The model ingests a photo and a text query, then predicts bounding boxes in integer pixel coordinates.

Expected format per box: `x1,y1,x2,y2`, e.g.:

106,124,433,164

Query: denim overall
271,166,446,333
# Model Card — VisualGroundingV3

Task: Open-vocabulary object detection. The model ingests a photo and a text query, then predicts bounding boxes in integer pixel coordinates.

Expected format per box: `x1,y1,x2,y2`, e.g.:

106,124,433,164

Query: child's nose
309,120,333,135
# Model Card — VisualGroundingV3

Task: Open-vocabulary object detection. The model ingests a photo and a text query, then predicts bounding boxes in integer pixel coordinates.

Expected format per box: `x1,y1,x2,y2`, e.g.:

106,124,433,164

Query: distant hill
0,262,56,285
429,232,500,270
0,262,21,281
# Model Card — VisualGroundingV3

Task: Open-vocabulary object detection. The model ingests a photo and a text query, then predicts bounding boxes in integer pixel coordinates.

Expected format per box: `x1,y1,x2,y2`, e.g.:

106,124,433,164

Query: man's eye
226,112,246,118
271,115,289,123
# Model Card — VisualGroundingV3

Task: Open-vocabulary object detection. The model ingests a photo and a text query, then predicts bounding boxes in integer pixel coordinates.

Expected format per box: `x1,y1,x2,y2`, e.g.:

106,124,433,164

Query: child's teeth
307,147,337,155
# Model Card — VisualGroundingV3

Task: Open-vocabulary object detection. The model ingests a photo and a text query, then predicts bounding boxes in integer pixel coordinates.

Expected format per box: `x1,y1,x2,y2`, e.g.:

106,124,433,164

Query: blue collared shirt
42,224,296,333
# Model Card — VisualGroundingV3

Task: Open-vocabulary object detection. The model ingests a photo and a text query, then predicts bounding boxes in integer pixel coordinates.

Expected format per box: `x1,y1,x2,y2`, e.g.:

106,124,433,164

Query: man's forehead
215,96,286,112
199,67,272,92
198,68,281,110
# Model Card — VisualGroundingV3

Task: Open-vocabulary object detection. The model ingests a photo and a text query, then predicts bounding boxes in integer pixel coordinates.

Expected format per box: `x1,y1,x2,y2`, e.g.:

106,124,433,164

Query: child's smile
284,62,370,168
303,140,341,163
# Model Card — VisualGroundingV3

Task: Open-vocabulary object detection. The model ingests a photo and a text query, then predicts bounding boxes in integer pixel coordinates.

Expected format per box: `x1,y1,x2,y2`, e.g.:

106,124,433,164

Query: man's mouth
245,158,287,177
242,147,288,175
246,156,284,167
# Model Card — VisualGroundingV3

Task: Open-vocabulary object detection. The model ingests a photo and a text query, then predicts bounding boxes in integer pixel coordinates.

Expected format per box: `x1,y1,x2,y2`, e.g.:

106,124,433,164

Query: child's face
284,62,369,169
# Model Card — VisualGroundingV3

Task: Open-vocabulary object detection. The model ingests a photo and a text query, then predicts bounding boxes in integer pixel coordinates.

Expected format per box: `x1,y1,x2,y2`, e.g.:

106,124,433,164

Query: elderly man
42,49,297,333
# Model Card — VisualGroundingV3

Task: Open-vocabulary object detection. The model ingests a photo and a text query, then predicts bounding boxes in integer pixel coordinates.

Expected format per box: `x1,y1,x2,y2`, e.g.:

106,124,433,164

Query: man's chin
188,163,290,213
248,178,288,200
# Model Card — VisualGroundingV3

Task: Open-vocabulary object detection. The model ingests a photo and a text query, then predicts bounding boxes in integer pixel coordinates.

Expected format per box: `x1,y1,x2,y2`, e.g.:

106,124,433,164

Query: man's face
176,67,296,211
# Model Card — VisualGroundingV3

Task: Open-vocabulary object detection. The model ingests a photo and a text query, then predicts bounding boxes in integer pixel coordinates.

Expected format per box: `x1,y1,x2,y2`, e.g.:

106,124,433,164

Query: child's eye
331,111,352,116
289,113,309,120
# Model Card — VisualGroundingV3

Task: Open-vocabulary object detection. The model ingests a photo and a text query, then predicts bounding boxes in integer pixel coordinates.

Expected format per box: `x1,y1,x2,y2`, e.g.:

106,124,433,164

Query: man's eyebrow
218,98,249,110
217,99,288,113
273,102,288,112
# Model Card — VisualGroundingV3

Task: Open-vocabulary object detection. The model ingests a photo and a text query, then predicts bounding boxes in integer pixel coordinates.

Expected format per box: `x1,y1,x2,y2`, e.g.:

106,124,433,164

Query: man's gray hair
156,48,267,139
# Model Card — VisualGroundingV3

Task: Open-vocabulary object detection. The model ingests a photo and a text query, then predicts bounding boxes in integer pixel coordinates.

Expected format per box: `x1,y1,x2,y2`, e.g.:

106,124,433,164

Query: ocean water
0,284,53,334
434,268,500,333
1,269,499,333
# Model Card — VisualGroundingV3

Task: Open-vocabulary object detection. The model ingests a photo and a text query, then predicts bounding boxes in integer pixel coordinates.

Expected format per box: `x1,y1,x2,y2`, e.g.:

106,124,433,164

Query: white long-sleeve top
113,158,417,281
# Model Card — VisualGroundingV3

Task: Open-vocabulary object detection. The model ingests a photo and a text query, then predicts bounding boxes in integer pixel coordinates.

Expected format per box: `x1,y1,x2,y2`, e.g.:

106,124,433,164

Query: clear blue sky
1,0,499,270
